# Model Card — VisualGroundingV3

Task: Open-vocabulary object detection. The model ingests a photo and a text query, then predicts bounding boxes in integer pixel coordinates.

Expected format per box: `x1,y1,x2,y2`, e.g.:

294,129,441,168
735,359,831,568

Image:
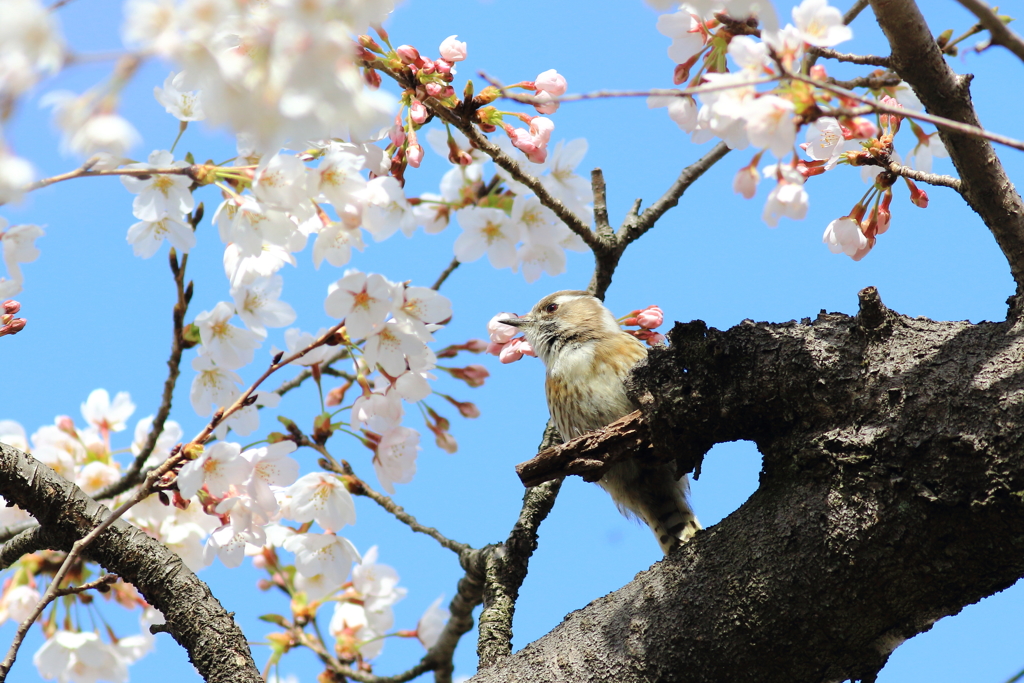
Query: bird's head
501,291,622,365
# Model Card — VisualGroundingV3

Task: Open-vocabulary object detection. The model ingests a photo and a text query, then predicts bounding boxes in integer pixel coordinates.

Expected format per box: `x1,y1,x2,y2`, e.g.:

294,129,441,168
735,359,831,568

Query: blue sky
2,0,1023,681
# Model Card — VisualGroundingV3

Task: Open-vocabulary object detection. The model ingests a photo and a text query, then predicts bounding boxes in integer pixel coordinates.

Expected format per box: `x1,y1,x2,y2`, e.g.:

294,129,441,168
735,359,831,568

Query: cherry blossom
283,532,360,583
744,95,796,158
391,285,452,341
313,218,366,269
177,441,251,499
374,426,420,494
416,595,451,648
195,301,264,370
733,163,759,199
761,163,809,227
439,35,467,62
454,206,521,270
310,148,367,209
648,93,699,133
153,70,204,121
120,150,194,222
213,390,280,439
330,601,386,660
126,214,195,258
189,355,242,417
279,472,357,532
1,222,43,284
351,391,404,433
33,631,130,683
803,116,853,169
906,129,948,174
81,388,135,434
361,176,416,241
245,447,301,509
0,0,65,99
823,215,869,259
324,270,392,339
791,0,853,48
0,147,35,205
0,584,40,624
656,9,706,65
230,275,296,337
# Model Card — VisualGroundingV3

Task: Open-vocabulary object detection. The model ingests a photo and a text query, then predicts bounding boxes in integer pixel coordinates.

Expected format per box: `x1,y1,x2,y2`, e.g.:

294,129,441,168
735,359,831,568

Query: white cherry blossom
154,70,204,121
279,472,357,532
454,206,521,270
374,426,419,494
761,163,809,227
360,176,415,241
416,595,451,648
126,214,195,258
121,150,194,222
312,219,365,269
195,301,264,369
324,270,392,339
243,441,299,514
189,355,242,417
745,95,797,158
823,216,868,257
274,327,337,367
230,275,296,336
351,391,404,433
81,388,135,433
1,222,43,283
391,285,452,342
177,441,251,499
284,532,360,583
33,631,129,683
792,0,853,47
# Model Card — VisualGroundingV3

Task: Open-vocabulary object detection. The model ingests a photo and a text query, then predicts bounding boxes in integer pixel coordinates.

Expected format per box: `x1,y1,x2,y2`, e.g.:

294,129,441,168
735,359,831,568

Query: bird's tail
600,460,701,555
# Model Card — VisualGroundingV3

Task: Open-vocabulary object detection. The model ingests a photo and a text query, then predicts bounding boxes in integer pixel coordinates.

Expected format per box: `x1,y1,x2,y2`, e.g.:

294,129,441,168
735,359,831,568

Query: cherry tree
1,0,1023,682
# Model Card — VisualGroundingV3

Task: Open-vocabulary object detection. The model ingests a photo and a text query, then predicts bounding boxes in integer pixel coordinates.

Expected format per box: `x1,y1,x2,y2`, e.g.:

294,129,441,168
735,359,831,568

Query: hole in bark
689,439,762,528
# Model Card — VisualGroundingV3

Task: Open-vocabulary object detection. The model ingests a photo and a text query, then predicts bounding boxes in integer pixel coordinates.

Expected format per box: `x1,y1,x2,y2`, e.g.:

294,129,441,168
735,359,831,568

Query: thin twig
480,72,781,107
336,462,471,555
955,0,1024,63
431,257,461,291
51,574,118,598
272,349,348,398
793,71,1024,153
20,165,198,197
809,47,891,66
829,73,901,90
96,244,192,500
886,162,962,191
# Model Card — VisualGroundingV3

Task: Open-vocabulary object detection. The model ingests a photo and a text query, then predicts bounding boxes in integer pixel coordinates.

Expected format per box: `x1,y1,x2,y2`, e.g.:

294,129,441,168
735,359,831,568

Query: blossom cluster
650,0,947,260
0,218,43,298
0,382,454,675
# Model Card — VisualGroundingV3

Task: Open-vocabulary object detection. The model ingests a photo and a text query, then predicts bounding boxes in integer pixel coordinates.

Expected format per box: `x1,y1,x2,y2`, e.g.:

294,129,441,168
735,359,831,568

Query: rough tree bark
473,288,1024,683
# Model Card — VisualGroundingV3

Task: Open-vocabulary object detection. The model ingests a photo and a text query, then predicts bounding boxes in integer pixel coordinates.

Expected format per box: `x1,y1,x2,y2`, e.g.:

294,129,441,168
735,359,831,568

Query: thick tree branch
0,444,261,683
869,0,1024,302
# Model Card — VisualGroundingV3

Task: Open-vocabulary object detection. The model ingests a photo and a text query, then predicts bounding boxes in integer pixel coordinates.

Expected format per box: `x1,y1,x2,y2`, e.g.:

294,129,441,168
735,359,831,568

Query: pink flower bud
529,116,554,143
396,45,420,64
435,59,453,75
452,364,490,386
419,58,435,74
363,68,381,88
488,313,519,343
645,332,667,346
809,64,828,80
733,165,759,199
425,82,444,98
407,142,423,168
499,339,526,364
465,339,489,353
534,69,567,96
908,182,928,208
847,117,878,139
2,300,20,314
410,100,427,124
456,401,480,418
486,342,504,356
439,35,468,62
532,90,559,115
637,306,664,330
0,317,25,337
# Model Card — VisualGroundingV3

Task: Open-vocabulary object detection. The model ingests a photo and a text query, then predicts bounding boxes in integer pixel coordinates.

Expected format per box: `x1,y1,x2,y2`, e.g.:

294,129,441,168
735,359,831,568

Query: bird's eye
545,303,559,313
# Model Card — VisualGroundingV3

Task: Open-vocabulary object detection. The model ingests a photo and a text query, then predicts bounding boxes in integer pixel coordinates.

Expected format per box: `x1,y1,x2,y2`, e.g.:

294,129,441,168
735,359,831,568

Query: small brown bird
503,290,699,554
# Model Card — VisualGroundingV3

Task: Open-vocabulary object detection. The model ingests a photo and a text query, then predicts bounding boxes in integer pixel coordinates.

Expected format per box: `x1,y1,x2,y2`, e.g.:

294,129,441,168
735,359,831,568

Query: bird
502,290,699,554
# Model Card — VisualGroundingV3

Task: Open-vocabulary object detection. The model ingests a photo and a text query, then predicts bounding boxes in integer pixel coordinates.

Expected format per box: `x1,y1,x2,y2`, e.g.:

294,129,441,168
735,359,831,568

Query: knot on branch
856,286,894,339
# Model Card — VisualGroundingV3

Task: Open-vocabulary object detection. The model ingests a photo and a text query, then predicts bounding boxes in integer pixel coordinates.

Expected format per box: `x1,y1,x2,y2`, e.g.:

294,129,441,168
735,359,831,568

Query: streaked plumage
503,291,700,554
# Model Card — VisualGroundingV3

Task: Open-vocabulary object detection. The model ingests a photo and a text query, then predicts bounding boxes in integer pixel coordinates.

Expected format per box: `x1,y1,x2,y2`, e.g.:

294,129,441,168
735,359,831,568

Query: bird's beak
500,316,529,327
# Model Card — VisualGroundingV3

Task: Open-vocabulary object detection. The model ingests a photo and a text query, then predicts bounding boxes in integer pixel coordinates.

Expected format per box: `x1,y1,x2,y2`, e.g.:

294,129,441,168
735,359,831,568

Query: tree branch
955,0,1024,63
869,0,1024,303
0,444,262,682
